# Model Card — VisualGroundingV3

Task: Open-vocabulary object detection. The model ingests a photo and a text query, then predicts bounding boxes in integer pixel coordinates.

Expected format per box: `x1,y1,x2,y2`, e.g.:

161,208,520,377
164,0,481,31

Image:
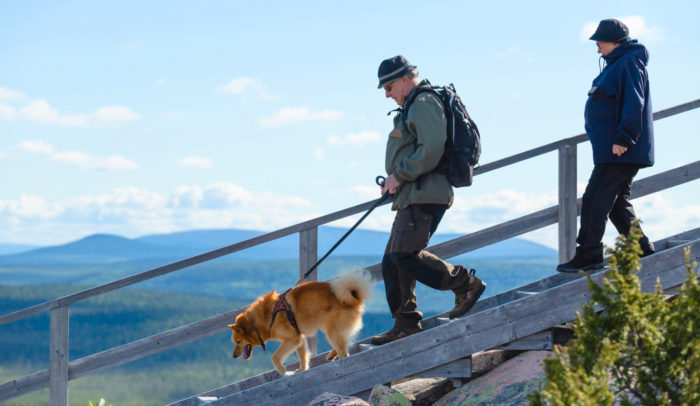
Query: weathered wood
299,227,318,355
166,228,700,406
558,144,578,263
49,306,69,406
499,331,552,351
210,240,699,406
409,358,471,379
0,370,49,402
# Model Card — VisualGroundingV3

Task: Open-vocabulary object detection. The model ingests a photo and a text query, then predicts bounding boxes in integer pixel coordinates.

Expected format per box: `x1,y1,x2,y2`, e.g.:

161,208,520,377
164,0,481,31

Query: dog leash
295,176,390,286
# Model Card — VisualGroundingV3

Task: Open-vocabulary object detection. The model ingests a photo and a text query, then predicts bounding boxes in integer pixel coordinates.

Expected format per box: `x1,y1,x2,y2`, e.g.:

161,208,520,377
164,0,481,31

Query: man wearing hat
557,19,655,273
371,55,485,345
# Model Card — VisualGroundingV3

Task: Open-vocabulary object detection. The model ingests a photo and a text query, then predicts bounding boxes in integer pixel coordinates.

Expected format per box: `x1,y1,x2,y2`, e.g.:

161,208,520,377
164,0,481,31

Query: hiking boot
449,269,486,319
556,255,605,273
640,237,655,258
370,326,422,345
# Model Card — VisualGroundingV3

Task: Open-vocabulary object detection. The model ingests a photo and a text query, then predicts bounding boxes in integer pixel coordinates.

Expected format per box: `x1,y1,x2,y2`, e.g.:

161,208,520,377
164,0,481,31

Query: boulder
434,350,550,406
368,384,411,406
305,392,370,406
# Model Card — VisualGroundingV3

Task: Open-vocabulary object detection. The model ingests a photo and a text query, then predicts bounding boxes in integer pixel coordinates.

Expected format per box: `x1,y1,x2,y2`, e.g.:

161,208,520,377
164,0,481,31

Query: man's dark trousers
382,204,471,330
577,163,653,259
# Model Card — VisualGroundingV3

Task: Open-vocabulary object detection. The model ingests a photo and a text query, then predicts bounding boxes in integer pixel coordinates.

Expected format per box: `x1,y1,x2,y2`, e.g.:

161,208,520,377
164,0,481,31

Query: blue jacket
584,40,654,167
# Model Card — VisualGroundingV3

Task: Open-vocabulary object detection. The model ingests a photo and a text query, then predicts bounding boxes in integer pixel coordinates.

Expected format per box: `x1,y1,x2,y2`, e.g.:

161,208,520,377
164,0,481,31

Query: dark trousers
577,163,653,259
382,204,471,329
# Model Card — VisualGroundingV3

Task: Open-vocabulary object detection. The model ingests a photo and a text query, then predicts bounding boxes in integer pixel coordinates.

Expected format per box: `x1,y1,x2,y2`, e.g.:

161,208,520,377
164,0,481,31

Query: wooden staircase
0,100,697,406
169,228,700,406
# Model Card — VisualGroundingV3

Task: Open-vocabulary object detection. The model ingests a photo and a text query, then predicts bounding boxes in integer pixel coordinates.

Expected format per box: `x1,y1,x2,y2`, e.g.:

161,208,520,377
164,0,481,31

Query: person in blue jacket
557,18,655,273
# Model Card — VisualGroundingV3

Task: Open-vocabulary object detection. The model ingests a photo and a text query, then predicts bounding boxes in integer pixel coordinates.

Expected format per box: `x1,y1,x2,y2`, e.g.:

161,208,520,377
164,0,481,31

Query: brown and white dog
228,272,373,375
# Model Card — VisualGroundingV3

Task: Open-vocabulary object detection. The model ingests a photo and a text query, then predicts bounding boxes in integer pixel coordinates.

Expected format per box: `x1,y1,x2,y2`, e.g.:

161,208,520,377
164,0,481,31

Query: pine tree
530,223,700,405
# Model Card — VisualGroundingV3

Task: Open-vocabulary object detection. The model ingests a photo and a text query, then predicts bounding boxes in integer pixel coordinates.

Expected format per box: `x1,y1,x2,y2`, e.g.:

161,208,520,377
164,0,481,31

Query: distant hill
0,227,556,266
0,243,38,255
0,234,194,265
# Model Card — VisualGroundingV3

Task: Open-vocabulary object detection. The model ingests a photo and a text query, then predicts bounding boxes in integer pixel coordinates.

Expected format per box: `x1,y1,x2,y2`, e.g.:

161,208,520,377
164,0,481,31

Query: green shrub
530,223,700,405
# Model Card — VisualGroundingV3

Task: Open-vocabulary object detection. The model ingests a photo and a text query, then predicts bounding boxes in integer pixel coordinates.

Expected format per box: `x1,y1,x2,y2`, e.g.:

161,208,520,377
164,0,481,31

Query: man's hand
612,144,628,156
381,174,401,195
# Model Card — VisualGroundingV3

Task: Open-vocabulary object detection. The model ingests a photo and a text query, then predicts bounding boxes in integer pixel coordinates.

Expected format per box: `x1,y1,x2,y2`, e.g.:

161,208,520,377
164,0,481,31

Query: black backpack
402,82,481,187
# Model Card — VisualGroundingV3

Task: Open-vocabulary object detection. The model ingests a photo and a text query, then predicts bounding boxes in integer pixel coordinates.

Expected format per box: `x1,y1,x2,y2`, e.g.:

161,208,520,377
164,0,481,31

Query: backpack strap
399,84,443,191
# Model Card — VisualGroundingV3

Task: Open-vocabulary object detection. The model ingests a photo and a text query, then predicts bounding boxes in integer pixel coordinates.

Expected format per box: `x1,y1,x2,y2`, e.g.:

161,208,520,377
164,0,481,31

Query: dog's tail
330,271,374,306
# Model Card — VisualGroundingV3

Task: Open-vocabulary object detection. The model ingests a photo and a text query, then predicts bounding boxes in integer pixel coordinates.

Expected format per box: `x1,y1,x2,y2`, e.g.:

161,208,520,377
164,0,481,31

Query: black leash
295,176,390,286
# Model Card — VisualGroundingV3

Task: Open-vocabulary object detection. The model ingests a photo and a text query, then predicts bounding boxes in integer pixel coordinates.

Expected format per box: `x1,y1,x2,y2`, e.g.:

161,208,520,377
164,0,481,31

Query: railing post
558,144,578,263
50,305,69,406
299,227,318,356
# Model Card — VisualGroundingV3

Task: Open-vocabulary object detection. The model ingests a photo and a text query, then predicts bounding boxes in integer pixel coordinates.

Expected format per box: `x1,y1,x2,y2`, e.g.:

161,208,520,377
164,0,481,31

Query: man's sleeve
393,94,447,183
613,58,646,147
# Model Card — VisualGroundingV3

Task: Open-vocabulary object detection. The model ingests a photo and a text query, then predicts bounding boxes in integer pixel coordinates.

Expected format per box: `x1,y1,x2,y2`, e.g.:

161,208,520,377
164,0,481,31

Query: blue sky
1,1,699,247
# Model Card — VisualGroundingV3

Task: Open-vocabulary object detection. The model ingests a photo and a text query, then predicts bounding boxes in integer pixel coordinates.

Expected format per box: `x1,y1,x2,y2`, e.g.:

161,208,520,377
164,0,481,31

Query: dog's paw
275,366,286,376
326,349,338,361
294,367,307,373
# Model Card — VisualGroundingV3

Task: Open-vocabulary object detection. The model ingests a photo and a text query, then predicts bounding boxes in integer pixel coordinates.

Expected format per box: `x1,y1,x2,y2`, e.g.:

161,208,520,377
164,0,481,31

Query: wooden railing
0,99,698,405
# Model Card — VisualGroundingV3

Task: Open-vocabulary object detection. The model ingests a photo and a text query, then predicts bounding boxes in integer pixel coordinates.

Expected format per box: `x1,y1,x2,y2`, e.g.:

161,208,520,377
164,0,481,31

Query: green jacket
385,79,454,210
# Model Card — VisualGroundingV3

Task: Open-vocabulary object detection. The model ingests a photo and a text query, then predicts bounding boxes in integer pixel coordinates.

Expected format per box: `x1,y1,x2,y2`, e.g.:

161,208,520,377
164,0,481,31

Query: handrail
1,98,697,327
3,161,699,402
474,98,700,176
0,99,698,405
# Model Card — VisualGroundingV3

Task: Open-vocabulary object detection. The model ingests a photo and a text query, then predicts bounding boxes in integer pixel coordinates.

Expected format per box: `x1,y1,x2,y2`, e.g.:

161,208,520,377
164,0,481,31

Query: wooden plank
499,331,552,351
210,240,699,405
49,306,69,406
299,227,318,355
0,370,49,402
558,144,577,263
631,160,700,198
410,358,471,379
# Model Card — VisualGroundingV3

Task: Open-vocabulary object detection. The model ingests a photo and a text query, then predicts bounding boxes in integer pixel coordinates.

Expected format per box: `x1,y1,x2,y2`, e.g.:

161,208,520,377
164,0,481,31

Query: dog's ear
227,323,236,331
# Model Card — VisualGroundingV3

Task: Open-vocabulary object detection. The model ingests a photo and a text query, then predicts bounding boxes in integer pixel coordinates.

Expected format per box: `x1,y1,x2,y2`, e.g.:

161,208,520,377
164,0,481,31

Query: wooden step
168,232,700,406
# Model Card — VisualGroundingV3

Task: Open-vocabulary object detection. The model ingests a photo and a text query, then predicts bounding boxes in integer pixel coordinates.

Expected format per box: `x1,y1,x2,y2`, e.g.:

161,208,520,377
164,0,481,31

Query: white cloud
50,151,138,171
328,130,381,147
92,106,141,123
19,99,59,123
0,183,318,244
0,90,140,127
580,16,666,43
3,140,139,172
314,147,325,160
0,103,16,120
259,107,343,127
218,77,259,94
0,87,26,101
13,140,54,154
177,156,213,168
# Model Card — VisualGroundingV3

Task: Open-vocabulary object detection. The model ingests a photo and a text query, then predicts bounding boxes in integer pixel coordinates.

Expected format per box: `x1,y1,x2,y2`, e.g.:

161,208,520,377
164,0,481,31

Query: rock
391,377,441,400
434,350,551,406
305,392,370,406
368,384,411,406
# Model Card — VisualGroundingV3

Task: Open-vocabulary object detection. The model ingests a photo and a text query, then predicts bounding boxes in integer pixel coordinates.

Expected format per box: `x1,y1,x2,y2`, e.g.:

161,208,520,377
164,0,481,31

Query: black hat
377,55,416,88
589,19,630,42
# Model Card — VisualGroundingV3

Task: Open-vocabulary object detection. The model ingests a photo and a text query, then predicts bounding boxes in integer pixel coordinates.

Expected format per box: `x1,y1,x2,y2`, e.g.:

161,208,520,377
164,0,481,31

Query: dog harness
270,289,301,335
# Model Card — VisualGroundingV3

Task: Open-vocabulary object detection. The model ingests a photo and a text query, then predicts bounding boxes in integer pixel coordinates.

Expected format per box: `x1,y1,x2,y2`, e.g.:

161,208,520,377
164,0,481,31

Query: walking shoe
449,269,486,319
370,326,422,345
556,256,605,273
640,237,655,258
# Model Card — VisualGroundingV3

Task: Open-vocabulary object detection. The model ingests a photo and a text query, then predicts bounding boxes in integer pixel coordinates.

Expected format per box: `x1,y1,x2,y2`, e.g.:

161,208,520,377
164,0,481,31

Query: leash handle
295,177,390,286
